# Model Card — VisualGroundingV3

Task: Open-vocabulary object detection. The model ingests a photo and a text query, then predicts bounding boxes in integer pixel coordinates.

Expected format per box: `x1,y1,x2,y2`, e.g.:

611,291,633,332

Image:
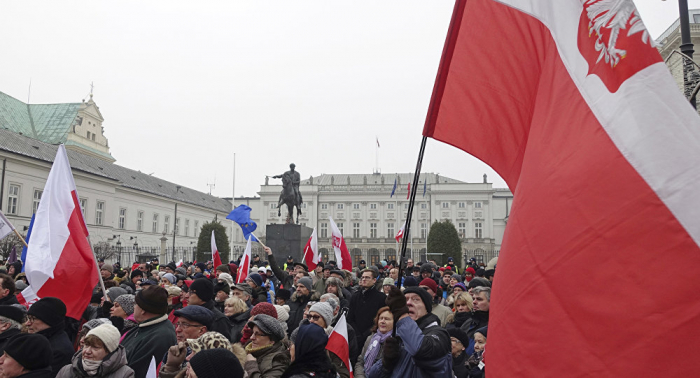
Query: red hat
251,302,277,318
439,267,446,272
419,278,438,296
466,267,476,275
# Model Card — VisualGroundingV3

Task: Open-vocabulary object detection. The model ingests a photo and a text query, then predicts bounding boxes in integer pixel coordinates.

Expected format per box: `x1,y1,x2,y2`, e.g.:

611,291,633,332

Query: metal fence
96,246,198,265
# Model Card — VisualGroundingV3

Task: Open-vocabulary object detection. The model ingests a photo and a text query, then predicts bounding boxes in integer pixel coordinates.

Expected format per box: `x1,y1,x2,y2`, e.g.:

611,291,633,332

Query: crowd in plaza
0,248,494,378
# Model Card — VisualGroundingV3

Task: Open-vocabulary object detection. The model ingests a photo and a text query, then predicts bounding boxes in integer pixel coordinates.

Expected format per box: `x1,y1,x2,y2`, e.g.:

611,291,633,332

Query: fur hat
135,286,168,315
248,314,285,342
86,324,121,353
308,302,334,327
114,294,135,315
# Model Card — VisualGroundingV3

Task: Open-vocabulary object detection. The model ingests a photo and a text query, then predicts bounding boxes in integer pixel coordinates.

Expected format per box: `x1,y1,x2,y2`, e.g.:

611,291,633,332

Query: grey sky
0,1,694,198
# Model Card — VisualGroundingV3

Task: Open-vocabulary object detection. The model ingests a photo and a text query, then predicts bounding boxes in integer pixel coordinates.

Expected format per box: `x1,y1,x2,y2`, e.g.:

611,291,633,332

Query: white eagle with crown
583,0,654,67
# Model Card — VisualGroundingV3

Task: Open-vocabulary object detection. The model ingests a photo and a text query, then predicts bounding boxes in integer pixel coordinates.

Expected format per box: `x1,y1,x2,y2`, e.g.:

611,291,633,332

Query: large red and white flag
211,230,222,269
326,313,353,378
19,145,99,319
394,221,406,242
423,0,700,376
328,217,352,270
236,235,252,284
303,228,319,270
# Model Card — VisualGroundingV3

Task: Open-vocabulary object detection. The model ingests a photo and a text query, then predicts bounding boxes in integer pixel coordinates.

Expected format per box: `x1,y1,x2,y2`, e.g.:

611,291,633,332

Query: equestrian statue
272,163,303,224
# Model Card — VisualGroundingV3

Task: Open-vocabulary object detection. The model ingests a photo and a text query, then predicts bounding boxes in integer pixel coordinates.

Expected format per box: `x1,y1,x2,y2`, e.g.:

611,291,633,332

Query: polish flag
176,259,183,268
423,0,700,376
211,230,222,269
394,221,406,242
303,228,319,270
406,182,410,200
326,313,353,378
18,145,99,319
236,235,252,284
328,217,352,271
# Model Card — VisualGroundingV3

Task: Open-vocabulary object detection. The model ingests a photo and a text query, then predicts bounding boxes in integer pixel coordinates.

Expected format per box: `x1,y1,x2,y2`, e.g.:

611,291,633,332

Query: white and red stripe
328,217,352,271
236,235,252,284
326,313,353,378
211,230,222,268
424,0,700,376
303,228,320,270
394,221,405,242
19,145,99,318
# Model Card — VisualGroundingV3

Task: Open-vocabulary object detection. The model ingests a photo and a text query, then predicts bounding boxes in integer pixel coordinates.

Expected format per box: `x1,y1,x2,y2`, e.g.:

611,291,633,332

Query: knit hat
86,324,121,353
451,274,463,282
216,264,230,273
475,326,488,338
465,267,476,275
175,267,187,276
130,269,143,279
165,262,178,272
447,328,470,348
5,333,52,370
195,262,207,272
27,297,66,328
468,277,491,289
233,283,252,296
419,278,438,296
382,278,395,286
274,305,290,323
163,273,177,285
114,294,135,315
190,348,244,378
213,281,230,296
251,302,277,318
187,331,236,355
174,306,214,330
308,302,334,327
135,286,168,315
403,276,418,287
15,281,27,291
189,278,214,303
0,305,23,324
403,287,433,312
248,314,286,342
454,282,468,292
101,264,114,274
106,287,128,303
247,273,264,288
218,273,234,286
276,288,291,301
297,277,313,292
82,318,110,332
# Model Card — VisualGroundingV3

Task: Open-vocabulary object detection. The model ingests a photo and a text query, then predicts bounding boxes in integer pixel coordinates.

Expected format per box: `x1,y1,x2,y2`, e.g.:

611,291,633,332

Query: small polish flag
326,312,353,378
303,228,319,270
329,217,352,271
176,259,183,268
211,230,222,269
395,221,406,242
236,235,252,284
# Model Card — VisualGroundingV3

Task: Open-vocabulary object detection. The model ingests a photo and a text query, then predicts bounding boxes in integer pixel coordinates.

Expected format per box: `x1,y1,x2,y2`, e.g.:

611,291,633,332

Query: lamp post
673,0,697,108
131,236,139,255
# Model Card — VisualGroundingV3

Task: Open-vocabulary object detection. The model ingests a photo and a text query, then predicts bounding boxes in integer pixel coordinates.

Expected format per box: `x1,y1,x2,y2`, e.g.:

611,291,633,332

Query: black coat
466,311,489,339
268,254,295,290
0,294,18,306
17,369,53,378
38,325,74,378
452,350,469,378
347,288,386,344
229,308,251,343
201,300,233,339
286,290,321,336
0,328,20,355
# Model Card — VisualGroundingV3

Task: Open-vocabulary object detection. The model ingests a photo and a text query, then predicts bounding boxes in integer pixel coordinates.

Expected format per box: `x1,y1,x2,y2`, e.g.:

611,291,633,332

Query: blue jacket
367,313,452,378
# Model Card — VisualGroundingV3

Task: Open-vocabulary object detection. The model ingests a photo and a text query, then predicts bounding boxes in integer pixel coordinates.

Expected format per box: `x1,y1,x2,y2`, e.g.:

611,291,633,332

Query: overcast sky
0,1,695,198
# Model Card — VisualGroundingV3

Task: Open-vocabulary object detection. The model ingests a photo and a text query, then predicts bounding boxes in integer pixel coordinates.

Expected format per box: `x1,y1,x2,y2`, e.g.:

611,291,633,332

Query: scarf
81,358,102,376
245,342,274,356
364,330,392,371
454,311,472,328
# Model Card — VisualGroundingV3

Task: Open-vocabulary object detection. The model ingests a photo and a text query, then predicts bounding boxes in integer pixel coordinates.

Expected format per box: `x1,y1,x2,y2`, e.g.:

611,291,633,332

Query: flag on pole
20,214,35,272
422,0,700,376
18,145,99,319
394,221,406,243
236,235,252,284
326,312,353,378
406,182,410,200
211,230,222,268
176,259,183,268
328,217,352,270
0,210,15,241
227,205,259,242
390,178,397,197
303,228,319,270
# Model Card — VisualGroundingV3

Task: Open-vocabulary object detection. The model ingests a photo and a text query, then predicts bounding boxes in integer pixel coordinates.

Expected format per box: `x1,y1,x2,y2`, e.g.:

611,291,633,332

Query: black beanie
135,286,168,315
403,287,433,313
131,270,143,279
5,333,52,370
190,348,244,378
27,297,66,328
189,278,214,303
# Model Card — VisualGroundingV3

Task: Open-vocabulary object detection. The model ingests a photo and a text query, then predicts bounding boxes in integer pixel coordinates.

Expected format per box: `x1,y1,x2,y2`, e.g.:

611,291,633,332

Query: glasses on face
176,322,204,330
360,276,373,280
252,331,269,338
305,314,322,321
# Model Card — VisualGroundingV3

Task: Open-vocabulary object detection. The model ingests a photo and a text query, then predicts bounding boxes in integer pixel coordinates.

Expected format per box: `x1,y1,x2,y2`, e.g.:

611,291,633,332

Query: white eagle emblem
584,0,654,67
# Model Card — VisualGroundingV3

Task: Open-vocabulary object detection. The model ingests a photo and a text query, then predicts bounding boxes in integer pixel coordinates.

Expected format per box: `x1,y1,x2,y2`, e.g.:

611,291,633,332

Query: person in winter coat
246,274,269,305
0,274,18,306
286,277,320,335
266,247,296,291
0,333,54,378
120,286,177,378
25,297,74,377
445,292,474,332
367,286,452,378
354,306,393,378
466,327,487,378
186,348,245,378
0,305,24,355
187,278,233,338
110,295,137,336
57,324,134,378
319,294,358,366
239,302,278,346
281,322,336,378
448,328,470,378
347,269,386,344
224,296,250,343
324,277,349,309
243,314,291,378
160,331,246,378
466,287,490,339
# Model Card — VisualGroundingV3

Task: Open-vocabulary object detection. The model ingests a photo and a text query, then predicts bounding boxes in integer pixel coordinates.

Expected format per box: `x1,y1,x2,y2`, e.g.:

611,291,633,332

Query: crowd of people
0,248,495,378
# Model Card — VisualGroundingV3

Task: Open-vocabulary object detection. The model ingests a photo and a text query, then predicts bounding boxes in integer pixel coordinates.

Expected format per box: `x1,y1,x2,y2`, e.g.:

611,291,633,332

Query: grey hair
472,286,491,302
320,293,339,310
0,316,21,330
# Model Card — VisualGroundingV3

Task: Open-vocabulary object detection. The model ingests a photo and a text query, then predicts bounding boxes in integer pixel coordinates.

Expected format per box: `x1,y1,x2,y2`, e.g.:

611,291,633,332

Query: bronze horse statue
278,174,302,224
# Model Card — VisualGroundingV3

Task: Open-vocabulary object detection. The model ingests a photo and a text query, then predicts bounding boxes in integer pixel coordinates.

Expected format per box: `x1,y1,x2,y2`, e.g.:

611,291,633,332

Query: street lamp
665,0,697,108
131,236,138,252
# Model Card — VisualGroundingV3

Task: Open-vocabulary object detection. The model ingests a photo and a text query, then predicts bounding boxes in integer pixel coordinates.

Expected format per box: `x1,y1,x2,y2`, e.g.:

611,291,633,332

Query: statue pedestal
266,224,313,267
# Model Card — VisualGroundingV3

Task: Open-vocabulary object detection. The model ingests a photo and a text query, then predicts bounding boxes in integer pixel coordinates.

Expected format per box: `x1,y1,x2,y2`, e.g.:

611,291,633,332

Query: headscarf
281,323,336,378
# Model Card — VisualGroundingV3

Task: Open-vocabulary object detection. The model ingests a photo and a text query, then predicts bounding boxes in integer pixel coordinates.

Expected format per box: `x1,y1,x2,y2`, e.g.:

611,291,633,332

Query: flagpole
12,230,28,248
87,235,108,300
250,231,266,248
231,152,236,261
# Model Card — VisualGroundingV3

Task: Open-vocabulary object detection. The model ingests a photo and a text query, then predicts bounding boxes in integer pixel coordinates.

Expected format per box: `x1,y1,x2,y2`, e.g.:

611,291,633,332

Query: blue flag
21,213,35,272
423,180,427,197
226,205,259,242
390,178,397,197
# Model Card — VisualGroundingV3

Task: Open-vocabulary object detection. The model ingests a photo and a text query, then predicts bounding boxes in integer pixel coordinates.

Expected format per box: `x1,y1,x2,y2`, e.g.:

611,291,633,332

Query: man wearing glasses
347,268,387,343
160,306,213,376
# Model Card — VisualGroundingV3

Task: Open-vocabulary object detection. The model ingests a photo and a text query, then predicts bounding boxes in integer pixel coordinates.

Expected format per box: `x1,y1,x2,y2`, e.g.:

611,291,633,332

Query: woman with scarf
445,292,474,332
354,307,393,378
282,322,337,378
57,324,134,378
243,314,291,378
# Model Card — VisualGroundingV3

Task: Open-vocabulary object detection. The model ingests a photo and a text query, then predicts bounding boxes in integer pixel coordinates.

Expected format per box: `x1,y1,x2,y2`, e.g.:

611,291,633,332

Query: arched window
319,248,329,263
351,248,363,267
369,248,380,265
385,248,396,264
419,248,427,262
